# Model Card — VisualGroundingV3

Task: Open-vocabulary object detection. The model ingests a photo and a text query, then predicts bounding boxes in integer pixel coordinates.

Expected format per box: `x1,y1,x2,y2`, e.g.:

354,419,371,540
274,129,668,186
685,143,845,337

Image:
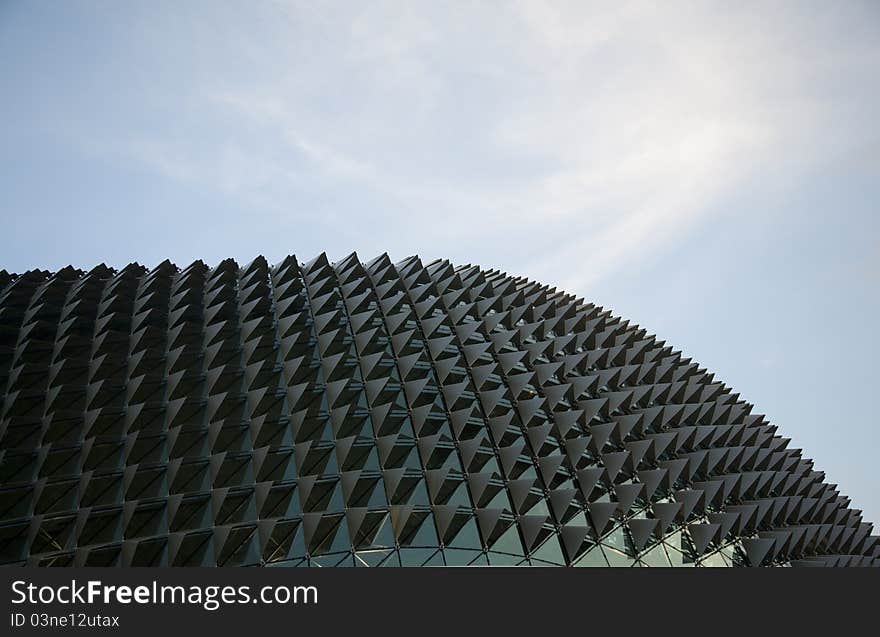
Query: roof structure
0,253,877,567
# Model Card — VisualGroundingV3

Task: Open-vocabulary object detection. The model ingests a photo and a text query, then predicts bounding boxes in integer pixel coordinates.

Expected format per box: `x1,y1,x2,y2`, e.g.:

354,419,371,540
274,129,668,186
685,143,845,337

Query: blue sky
2,1,878,526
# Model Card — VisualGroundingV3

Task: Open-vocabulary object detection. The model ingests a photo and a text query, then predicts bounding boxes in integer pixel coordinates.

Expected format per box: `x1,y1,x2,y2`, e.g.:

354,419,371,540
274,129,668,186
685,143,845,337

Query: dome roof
0,253,876,567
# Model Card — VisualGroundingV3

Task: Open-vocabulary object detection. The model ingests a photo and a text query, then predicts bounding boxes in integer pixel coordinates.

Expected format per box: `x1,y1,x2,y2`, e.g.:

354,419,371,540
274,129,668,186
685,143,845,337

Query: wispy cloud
74,1,880,293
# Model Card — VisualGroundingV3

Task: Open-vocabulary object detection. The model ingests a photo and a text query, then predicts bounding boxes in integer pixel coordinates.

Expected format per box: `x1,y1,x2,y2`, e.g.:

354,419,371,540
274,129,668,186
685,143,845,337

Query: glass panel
573,546,608,567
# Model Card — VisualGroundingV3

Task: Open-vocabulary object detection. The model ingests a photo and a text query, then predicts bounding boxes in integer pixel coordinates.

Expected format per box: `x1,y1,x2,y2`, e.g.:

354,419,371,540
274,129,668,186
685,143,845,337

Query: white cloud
80,1,880,293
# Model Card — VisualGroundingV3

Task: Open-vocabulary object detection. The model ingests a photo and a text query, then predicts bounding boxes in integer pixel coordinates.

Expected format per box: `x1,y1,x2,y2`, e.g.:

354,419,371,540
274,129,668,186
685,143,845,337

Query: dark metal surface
1,254,876,566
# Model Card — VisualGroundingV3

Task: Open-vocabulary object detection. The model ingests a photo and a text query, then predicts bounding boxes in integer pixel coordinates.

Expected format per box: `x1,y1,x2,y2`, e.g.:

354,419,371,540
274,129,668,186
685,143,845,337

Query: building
0,253,876,567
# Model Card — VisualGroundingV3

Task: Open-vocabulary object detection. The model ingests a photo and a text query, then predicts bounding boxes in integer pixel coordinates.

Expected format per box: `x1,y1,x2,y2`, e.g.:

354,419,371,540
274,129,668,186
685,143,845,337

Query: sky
1,1,878,527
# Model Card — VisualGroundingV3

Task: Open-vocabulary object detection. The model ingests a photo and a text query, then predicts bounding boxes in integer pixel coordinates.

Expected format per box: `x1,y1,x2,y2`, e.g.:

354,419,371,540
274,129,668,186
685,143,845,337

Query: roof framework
0,253,876,567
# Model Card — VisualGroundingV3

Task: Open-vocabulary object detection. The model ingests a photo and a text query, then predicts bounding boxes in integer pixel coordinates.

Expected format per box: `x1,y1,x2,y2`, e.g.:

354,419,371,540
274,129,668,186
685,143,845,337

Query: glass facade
0,254,876,567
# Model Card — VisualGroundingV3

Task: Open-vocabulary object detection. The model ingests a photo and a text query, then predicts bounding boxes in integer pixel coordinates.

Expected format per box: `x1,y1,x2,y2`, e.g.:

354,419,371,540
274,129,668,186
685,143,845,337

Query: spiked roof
0,254,876,566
